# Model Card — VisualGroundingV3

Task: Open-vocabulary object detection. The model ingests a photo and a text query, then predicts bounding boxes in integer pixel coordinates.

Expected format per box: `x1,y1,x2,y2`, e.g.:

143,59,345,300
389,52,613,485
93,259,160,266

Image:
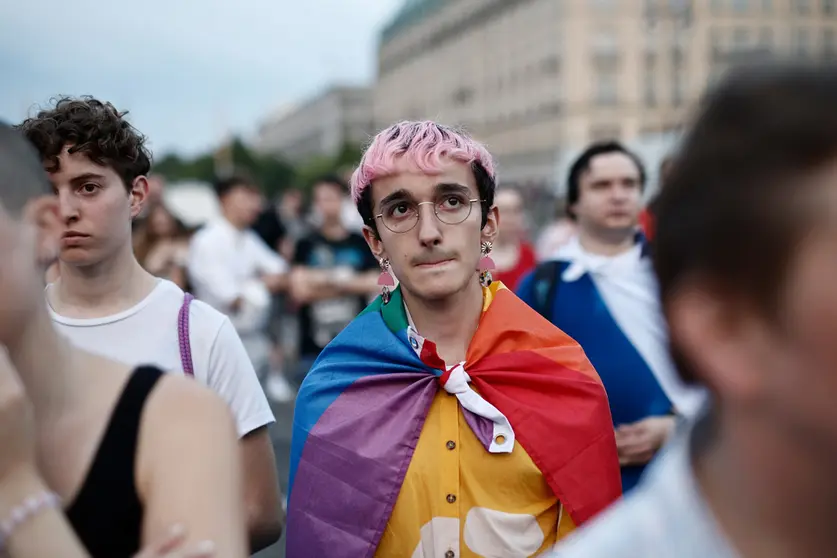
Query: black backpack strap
532,260,562,321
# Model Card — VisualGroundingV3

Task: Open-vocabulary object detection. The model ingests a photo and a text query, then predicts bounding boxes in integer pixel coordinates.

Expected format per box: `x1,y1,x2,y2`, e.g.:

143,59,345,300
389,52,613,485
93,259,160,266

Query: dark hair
312,173,349,195
654,62,837,383
0,122,52,216
16,96,151,190
133,202,191,265
566,141,647,220
356,161,496,237
213,174,258,199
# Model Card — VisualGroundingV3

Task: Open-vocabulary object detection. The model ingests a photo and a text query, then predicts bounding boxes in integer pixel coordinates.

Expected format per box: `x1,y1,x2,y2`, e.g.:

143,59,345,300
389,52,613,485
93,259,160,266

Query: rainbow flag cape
287,283,621,557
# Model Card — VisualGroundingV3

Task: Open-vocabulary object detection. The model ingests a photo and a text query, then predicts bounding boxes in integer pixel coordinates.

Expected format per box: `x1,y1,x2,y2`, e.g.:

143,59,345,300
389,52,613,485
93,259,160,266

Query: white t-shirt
48,279,275,437
188,218,288,336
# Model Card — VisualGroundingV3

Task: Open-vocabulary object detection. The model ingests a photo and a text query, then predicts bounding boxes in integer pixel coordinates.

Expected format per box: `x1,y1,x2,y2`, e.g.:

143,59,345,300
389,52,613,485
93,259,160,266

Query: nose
416,203,442,248
56,188,79,224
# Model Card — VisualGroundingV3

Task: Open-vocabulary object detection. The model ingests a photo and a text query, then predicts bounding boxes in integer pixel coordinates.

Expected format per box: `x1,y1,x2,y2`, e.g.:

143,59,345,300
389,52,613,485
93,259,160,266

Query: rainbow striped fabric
287,282,621,557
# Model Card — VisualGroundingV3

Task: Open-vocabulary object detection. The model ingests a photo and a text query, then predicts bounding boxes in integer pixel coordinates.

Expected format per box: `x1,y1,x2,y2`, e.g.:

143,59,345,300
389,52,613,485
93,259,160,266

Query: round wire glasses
375,194,483,234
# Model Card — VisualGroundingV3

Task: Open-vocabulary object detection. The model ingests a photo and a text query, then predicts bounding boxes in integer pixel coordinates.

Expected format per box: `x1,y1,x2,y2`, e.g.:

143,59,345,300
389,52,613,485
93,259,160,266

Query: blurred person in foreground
490,187,537,290
0,121,247,557
17,98,282,552
286,121,621,557
288,174,379,386
518,142,705,494
0,356,220,558
550,63,837,557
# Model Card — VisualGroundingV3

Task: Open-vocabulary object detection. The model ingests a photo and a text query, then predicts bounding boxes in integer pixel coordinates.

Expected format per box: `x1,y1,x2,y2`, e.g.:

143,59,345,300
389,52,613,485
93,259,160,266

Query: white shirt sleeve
188,232,241,307
247,232,288,276
206,317,275,437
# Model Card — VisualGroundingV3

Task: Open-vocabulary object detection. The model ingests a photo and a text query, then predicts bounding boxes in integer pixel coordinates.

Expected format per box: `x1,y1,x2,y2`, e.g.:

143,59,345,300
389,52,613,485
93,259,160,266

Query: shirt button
445,551,455,558
446,440,456,450
446,494,456,504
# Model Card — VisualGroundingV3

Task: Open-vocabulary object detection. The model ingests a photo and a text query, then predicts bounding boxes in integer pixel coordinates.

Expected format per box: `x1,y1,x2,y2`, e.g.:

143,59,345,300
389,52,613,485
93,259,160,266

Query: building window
595,73,618,106
541,56,560,75
590,124,622,142
452,87,474,106
732,0,749,11
791,0,811,14
732,27,750,49
825,29,837,57
762,0,772,12
759,27,773,48
793,28,812,56
711,0,723,13
672,72,686,107
592,31,619,57
710,27,724,56
644,76,657,107
824,0,837,15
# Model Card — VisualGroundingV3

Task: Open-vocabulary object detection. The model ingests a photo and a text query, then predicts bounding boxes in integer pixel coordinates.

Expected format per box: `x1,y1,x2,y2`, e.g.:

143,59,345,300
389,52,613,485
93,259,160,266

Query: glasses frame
375,198,484,234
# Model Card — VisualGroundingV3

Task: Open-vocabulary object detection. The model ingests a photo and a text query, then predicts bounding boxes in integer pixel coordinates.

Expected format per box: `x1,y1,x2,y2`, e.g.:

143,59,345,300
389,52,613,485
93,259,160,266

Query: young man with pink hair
286,121,621,557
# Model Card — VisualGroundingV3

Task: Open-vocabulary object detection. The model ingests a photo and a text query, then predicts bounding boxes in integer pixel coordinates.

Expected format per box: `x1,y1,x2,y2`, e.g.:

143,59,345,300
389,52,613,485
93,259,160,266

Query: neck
221,210,247,230
402,277,484,364
577,227,635,257
52,243,157,318
320,220,346,241
697,409,837,557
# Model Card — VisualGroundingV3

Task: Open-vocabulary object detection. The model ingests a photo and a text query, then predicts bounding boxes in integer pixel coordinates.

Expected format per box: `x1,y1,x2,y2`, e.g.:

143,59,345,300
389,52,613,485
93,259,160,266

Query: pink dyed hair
350,120,496,202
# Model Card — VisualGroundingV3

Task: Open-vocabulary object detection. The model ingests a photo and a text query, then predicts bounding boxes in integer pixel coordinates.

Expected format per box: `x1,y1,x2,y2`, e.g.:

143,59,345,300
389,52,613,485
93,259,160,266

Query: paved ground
253,398,295,558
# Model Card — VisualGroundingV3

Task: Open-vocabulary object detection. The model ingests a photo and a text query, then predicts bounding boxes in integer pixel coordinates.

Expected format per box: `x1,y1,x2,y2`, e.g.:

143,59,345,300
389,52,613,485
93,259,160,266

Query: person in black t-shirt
289,175,379,385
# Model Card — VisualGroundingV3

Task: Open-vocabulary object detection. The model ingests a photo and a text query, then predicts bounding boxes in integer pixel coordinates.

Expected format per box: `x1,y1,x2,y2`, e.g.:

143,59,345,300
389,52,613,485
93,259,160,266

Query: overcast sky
0,0,401,157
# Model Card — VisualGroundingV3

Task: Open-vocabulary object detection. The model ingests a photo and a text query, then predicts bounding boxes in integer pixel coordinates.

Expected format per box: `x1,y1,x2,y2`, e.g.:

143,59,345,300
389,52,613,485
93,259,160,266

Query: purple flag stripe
287,373,437,557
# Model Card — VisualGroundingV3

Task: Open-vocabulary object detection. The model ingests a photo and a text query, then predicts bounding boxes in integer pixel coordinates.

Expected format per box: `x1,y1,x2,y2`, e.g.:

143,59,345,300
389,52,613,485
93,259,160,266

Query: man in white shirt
17,97,283,552
188,175,289,384
549,62,837,558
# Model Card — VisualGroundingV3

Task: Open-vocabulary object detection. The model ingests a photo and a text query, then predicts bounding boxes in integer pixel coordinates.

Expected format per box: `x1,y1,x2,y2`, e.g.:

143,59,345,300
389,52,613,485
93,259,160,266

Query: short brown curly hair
16,96,152,190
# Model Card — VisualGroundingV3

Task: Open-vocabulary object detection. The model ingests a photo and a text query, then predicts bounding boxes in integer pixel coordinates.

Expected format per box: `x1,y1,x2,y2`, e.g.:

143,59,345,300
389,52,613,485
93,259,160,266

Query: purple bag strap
178,293,195,377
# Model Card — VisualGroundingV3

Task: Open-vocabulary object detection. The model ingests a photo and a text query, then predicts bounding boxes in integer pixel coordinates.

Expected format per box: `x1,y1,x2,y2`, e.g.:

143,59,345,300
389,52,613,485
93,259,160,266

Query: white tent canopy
162,181,220,228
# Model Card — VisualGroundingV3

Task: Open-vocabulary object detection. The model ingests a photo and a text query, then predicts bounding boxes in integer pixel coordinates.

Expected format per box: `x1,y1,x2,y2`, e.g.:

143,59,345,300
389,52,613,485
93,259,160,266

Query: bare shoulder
143,374,236,435
135,373,239,495
134,373,248,556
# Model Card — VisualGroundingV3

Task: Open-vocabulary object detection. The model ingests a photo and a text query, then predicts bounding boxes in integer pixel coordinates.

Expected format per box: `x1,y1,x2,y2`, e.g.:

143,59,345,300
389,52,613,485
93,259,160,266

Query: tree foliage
152,138,363,199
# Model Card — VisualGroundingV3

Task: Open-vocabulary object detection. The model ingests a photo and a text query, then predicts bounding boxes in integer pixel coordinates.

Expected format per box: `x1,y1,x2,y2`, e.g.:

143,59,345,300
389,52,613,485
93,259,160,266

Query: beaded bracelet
0,491,61,552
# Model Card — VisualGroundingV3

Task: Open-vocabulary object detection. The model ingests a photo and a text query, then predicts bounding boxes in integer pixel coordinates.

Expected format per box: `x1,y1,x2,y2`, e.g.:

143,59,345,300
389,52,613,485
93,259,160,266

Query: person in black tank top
0,119,248,557
66,366,163,557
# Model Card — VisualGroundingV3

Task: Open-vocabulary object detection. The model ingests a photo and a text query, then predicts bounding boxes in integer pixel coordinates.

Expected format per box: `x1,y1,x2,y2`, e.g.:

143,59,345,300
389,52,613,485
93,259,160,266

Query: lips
61,232,91,246
62,231,89,239
415,259,453,268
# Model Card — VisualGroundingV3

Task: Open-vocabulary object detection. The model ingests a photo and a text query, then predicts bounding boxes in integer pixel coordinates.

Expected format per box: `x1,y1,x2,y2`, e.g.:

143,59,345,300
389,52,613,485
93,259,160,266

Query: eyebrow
435,182,471,196
379,188,413,209
69,172,106,186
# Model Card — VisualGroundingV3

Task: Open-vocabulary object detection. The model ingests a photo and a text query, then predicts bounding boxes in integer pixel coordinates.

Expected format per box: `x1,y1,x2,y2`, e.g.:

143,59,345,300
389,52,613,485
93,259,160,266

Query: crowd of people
1,60,837,558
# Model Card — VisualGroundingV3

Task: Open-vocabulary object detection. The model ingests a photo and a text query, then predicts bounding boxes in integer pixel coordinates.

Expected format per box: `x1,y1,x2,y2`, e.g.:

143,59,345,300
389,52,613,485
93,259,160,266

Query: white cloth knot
442,364,472,395
441,363,515,454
